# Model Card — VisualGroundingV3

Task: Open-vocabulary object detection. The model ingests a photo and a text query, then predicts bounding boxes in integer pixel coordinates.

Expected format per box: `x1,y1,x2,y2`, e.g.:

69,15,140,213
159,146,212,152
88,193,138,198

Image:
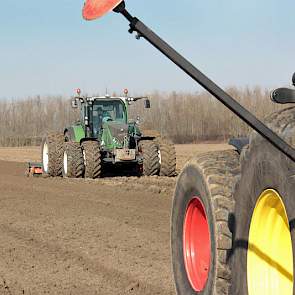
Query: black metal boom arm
114,3,295,162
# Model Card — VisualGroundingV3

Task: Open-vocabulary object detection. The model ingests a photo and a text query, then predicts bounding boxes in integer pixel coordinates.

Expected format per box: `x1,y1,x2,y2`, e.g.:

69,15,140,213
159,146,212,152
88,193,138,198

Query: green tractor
41,90,176,179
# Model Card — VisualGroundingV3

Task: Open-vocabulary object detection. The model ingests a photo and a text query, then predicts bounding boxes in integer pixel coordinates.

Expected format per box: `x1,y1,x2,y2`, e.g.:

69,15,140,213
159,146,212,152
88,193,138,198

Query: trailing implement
41,90,176,178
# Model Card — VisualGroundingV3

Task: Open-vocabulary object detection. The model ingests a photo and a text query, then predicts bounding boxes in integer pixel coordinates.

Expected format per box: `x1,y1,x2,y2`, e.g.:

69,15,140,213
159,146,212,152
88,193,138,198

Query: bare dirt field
0,143,232,294
0,144,232,172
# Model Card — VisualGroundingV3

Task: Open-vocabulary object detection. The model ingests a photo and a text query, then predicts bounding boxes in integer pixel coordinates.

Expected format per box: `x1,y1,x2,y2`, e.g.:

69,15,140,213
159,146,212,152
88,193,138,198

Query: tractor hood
104,122,129,145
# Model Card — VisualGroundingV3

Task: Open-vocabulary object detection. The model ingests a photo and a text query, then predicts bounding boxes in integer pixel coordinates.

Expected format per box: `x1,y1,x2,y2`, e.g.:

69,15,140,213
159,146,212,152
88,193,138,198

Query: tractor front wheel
171,150,240,295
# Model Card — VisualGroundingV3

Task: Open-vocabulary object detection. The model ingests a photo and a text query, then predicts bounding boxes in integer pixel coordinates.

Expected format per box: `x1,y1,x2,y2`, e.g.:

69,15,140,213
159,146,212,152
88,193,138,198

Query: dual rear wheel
156,138,177,177
62,141,102,179
140,138,176,177
42,135,101,179
41,133,64,177
64,141,102,179
62,142,84,178
42,136,176,178
82,141,101,178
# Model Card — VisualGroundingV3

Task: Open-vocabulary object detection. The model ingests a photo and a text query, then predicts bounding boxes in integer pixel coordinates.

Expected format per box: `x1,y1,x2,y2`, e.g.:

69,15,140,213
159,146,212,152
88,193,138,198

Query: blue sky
1,0,295,99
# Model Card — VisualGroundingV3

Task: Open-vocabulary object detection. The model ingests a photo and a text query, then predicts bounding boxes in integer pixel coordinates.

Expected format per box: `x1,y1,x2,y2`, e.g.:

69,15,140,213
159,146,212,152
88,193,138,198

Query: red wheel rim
183,197,211,292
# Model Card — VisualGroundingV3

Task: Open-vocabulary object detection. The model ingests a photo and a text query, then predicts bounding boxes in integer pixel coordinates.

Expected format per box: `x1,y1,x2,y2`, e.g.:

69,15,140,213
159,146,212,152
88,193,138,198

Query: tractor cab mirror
144,99,151,109
71,98,78,108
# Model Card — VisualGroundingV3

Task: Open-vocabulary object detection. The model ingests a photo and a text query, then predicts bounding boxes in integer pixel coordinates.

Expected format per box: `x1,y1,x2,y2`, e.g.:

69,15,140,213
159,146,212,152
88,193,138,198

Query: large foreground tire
231,107,295,295
82,141,101,179
140,140,160,176
157,139,176,177
62,142,84,178
171,150,240,295
41,133,64,177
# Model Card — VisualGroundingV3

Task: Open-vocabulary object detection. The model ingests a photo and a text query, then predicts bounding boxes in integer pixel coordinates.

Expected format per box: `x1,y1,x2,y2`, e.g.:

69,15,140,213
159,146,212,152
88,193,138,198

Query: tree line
0,87,282,146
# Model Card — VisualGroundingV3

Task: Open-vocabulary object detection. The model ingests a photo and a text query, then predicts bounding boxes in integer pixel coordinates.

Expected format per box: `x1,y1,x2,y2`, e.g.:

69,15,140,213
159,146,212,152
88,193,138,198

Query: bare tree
0,87,283,146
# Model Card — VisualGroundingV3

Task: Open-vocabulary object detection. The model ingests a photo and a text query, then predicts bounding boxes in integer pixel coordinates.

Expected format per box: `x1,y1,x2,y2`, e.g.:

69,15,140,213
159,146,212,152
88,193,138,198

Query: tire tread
42,133,64,177
188,150,240,295
140,140,159,176
82,141,101,179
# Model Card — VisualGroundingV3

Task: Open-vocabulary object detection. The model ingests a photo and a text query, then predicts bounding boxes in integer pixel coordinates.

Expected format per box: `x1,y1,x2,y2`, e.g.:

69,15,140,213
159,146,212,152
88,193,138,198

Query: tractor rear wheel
171,150,240,295
41,133,64,177
231,107,295,295
140,140,159,176
62,142,84,178
157,138,176,176
82,141,102,179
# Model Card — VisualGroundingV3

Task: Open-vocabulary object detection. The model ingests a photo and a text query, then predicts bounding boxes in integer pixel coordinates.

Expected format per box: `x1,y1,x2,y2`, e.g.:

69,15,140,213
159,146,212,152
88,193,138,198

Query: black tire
62,142,84,178
231,107,295,295
140,140,160,176
171,150,240,295
41,133,64,177
158,139,176,177
82,141,102,179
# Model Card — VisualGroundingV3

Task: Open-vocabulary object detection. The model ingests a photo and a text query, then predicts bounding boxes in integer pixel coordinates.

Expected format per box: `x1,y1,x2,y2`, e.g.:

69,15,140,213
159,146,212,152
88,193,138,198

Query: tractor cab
92,98,127,123
90,97,128,138
71,93,128,139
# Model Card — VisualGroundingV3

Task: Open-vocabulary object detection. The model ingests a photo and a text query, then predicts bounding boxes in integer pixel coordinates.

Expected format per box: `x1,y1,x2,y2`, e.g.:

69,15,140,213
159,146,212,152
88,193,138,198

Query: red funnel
82,0,123,20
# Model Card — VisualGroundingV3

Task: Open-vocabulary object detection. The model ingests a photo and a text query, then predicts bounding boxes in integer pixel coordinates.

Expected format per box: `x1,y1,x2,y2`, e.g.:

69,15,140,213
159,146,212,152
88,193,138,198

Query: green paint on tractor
68,96,144,149
64,93,153,166
72,125,85,142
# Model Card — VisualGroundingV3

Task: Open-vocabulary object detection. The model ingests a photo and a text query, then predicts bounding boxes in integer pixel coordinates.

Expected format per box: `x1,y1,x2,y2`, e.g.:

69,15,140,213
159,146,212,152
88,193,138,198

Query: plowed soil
0,143,232,295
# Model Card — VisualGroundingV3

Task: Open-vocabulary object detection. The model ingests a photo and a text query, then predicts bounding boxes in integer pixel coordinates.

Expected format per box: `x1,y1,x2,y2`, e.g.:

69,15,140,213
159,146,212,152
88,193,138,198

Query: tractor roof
81,95,127,103
83,95,141,104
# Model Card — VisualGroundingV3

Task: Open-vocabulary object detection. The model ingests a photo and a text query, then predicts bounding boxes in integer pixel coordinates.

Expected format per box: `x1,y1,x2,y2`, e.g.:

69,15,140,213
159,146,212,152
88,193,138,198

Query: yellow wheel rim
247,189,293,295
